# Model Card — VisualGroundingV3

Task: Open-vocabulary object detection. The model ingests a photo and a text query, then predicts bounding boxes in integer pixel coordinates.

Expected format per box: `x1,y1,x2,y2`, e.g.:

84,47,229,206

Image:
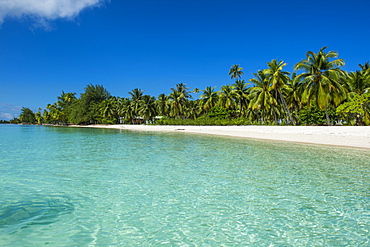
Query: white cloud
0,103,22,120
0,0,106,27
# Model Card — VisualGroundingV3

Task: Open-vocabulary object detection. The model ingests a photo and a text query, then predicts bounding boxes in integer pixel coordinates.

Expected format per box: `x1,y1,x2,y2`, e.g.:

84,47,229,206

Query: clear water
0,124,369,246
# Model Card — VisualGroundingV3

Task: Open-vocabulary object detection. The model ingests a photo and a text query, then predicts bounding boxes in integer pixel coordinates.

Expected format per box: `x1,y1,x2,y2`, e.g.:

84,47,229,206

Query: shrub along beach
11,47,370,129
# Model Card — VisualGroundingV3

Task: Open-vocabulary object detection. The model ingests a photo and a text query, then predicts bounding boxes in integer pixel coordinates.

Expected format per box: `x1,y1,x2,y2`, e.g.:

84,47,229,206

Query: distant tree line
13,47,370,126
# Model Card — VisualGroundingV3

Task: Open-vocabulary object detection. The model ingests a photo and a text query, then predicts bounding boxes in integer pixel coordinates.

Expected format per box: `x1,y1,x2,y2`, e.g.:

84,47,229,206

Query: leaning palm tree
229,64,243,80
294,47,347,125
264,59,294,124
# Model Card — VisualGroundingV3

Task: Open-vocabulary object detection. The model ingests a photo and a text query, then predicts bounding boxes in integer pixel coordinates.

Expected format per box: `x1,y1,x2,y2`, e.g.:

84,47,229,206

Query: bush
156,117,253,126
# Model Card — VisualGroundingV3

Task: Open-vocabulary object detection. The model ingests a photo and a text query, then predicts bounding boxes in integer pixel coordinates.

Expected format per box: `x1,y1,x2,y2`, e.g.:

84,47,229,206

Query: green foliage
298,105,337,125
336,93,370,125
25,52,367,126
156,117,253,126
207,106,228,118
19,107,36,124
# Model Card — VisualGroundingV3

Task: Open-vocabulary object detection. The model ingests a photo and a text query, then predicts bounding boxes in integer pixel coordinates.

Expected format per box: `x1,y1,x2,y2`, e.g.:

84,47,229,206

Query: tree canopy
15,47,370,126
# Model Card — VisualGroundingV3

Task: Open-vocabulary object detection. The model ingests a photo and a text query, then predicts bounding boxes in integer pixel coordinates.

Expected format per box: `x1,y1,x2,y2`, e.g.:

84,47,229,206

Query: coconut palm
233,80,250,117
171,83,193,100
168,89,185,118
200,86,219,112
139,95,157,123
294,47,347,125
184,100,202,120
129,88,144,117
248,70,278,123
100,97,119,122
264,59,294,124
286,73,304,124
155,93,169,116
229,64,243,80
218,85,236,111
346,63,370,95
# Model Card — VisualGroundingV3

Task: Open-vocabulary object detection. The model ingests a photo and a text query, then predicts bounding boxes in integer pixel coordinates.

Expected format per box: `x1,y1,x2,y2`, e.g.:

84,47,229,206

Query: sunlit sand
82,125,370,149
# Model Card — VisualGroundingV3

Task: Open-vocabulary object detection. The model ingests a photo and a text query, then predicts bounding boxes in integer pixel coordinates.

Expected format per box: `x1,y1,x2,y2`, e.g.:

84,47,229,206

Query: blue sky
1,0,370,120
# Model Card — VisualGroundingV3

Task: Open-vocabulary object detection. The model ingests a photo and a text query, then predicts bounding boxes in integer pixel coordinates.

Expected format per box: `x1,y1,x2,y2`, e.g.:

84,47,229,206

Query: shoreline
79,125,370,149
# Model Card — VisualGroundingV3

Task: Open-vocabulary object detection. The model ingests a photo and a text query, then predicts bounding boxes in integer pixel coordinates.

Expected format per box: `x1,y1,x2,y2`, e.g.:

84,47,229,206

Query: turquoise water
0,125,369,246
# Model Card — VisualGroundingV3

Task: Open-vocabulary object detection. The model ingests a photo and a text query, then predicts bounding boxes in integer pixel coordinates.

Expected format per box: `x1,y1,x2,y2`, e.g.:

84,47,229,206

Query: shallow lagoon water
0,124,369,246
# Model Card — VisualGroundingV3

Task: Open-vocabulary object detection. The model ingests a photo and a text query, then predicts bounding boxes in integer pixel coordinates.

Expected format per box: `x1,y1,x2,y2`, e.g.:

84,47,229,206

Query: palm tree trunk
278,90,294,125
325,107,331,126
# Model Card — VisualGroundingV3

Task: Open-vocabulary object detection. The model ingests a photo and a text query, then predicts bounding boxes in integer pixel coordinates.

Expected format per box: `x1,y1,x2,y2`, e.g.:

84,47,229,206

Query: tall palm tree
200,86,219,112
139,95,157,123
294,47,347,125
233,80,250,117
248,70,278,123
129,88,144,117
171,83,193,100
286,73,304,124
168,89,185,118
184,100,202,120
346,71,370,95
191,88,200,99
229,64,243,80
218,85,236,111
346,63,370,95
100,97,119,122
155,93,169,116
264,59,294,124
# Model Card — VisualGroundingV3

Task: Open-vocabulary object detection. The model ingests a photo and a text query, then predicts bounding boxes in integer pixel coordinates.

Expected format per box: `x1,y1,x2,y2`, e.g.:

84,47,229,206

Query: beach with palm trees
12,47,370,143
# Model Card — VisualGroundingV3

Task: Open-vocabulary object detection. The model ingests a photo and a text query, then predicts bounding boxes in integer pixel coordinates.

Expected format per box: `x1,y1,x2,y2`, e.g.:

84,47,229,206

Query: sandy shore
82,125,370,149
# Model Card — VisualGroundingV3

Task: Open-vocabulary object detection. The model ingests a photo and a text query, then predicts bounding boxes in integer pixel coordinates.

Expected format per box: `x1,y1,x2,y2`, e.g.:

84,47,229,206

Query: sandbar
82,125,370,149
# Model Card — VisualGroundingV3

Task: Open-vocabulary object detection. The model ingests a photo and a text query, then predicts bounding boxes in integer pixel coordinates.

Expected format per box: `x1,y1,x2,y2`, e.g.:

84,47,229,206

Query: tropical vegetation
13,47,370,126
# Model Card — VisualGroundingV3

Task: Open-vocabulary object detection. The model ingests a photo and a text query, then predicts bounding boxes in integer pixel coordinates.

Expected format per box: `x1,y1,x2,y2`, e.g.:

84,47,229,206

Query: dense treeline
15,47,370,126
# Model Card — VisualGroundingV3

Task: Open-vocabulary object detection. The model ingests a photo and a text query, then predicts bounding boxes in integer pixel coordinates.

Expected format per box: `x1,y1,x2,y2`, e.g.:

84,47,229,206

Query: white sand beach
82,125,370,149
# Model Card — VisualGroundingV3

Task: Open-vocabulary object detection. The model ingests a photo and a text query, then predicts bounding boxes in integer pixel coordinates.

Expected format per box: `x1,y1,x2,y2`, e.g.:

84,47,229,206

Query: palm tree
119,98,134,123
129,88,144,117
139,95,157,123
346,63,370,95
100,97,119,122
264,59,294,124
168,83,192,118
229,64,243,80
248,70,278,123
233,80,250,117
155,93,169,116
168,89,185,118
294,47,347,125
171,83,192,100
286,73,304,124
191,88,200,99
218,85,236,111
200,86,219,112
184,100,202,120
